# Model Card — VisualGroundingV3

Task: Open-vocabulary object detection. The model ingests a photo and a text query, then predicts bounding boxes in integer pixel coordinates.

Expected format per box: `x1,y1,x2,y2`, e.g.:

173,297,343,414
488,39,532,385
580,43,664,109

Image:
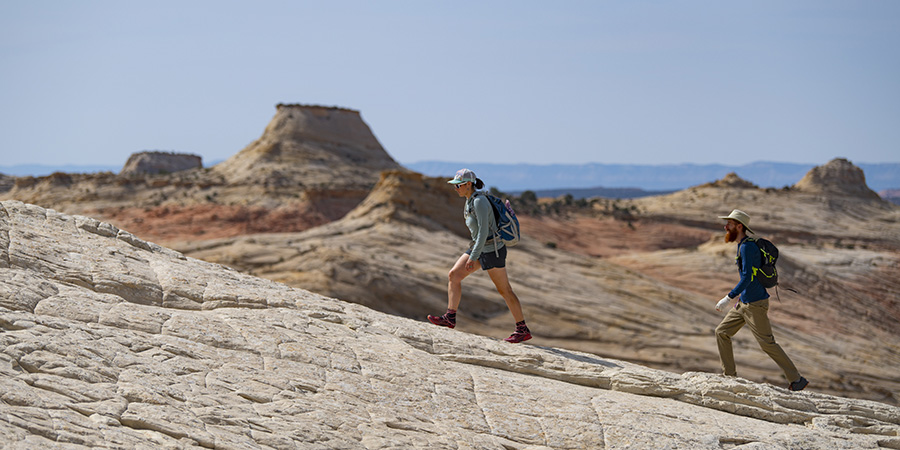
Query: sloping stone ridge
343,170,470,237
120,151,202,176
1,199,899,449
794,157,883,200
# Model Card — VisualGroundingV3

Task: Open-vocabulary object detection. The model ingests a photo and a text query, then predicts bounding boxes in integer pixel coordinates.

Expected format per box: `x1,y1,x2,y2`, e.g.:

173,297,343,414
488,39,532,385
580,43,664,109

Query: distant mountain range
3,160,899,196
405,161,900,193
0,164,121,177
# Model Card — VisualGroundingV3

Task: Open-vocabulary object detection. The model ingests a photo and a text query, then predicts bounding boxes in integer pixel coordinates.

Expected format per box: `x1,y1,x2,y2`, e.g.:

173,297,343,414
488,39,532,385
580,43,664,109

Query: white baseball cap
448,168,477,185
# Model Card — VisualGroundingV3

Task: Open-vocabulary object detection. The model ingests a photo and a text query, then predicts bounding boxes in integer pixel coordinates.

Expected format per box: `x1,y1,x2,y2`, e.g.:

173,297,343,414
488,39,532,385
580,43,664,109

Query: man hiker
714,209,809,391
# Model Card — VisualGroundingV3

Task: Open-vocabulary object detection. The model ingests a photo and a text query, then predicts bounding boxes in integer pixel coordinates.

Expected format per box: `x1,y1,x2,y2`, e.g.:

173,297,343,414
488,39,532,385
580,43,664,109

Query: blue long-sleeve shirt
729,237,769,303
465,192,501,261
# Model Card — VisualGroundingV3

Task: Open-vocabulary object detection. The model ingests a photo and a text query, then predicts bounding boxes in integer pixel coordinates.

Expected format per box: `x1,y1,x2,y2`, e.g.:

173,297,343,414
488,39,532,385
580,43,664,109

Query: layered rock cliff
2,200,899,449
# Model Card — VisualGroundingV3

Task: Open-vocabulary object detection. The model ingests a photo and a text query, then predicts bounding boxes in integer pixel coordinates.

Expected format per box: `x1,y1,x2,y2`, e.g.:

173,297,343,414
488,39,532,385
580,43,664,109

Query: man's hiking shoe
427,314,455,329
789,376,809,392
504,331,532,343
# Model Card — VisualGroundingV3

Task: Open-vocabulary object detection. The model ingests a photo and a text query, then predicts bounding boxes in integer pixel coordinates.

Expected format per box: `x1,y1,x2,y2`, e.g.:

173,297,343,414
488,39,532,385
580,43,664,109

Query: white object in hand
716,295,732,311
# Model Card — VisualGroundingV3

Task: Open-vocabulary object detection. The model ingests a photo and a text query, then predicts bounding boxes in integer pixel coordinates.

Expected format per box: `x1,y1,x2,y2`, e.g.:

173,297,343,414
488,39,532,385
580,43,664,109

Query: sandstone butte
0,104,406,243
2,199,900,450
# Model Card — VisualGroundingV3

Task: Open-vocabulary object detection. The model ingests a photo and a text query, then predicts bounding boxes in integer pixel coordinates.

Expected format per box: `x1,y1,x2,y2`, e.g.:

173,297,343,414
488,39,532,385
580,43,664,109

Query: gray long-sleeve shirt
465,192,502,261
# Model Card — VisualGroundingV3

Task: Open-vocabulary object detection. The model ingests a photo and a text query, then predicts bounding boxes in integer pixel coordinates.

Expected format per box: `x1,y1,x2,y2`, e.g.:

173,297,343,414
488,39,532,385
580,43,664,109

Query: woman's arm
468,195,494,262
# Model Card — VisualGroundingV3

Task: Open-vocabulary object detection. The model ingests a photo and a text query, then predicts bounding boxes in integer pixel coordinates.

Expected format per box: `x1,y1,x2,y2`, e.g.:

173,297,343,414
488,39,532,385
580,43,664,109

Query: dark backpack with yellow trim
746,237,779,288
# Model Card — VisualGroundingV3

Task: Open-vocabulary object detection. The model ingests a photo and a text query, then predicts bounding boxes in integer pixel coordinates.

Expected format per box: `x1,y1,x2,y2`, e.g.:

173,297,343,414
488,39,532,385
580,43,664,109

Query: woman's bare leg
448,253,479,311
487,267,525,323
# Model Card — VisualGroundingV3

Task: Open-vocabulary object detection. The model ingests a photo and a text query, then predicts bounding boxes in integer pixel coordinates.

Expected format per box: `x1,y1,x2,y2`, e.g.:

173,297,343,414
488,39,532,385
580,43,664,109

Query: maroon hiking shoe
504,331,532,343
427,314,456,329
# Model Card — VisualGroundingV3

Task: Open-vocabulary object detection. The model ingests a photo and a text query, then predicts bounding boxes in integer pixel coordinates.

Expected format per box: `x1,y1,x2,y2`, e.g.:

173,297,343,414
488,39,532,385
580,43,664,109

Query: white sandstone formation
1,199,898,449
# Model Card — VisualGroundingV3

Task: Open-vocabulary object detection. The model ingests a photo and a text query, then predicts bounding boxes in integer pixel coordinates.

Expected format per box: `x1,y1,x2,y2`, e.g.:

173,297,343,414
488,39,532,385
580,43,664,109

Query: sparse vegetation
502,187,639,224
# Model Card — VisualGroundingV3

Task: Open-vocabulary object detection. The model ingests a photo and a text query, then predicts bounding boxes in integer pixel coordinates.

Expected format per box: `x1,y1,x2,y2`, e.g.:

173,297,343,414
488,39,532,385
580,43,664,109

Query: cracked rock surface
1,200,899,449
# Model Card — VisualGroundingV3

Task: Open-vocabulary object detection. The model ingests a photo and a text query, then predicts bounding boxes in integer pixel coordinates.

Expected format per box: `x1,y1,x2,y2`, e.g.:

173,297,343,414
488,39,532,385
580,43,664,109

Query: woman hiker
427,168,532,343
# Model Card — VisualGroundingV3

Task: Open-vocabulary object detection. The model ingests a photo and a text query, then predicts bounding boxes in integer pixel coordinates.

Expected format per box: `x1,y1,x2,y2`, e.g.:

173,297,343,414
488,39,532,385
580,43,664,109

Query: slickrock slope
178,164,900,407
2,200,900,449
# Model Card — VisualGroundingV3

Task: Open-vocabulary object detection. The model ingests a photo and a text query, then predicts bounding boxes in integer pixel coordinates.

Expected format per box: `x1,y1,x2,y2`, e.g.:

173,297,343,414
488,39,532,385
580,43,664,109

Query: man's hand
716,295,733,311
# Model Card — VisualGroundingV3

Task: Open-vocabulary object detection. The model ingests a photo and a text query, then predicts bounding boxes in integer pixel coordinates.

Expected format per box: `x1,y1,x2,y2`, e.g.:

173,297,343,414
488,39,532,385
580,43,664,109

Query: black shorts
466,245,507,270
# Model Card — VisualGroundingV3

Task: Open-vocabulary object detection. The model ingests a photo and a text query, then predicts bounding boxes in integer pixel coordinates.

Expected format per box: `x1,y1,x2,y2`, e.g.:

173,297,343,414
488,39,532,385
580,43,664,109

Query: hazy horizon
4,159,898,192
3,2,899,169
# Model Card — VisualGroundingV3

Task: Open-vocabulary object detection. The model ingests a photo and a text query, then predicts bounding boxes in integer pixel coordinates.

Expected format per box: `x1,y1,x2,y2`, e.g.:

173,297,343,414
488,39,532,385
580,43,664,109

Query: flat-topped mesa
120,151,202,176
213,104,403,187
268,104,384,150
793,158,882,201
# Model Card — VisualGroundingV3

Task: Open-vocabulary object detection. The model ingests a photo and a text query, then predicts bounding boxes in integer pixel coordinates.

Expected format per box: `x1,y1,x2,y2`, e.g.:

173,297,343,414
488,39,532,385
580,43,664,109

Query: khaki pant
715,299,800,382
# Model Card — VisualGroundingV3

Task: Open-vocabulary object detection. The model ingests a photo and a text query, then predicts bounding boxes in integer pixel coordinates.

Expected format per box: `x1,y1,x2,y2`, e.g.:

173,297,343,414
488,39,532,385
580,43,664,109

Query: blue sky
1,1,898,169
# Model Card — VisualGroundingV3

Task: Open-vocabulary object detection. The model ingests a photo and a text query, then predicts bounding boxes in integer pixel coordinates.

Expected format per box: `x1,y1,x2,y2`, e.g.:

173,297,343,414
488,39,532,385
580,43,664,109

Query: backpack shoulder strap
736,237,760,267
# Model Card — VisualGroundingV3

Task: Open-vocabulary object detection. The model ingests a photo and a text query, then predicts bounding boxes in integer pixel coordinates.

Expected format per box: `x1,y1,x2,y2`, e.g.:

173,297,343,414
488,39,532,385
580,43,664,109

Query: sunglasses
454,182,470,189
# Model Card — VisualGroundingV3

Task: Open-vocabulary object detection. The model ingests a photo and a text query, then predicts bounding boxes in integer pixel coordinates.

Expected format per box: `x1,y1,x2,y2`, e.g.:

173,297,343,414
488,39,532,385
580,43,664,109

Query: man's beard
724,228,739,243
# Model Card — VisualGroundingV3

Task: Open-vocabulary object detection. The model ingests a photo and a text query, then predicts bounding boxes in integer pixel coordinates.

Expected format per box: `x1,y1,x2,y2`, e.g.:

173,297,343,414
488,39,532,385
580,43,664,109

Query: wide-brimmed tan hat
718,209,754,234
